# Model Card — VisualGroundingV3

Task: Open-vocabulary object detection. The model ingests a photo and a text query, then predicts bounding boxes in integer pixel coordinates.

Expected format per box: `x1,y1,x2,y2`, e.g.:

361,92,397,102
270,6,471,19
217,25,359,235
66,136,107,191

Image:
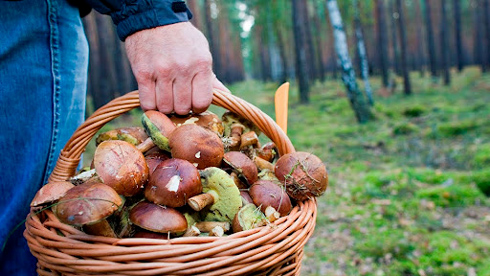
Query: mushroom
169,124,224,169
144,147,171,177
93,140,149,197
254,142,277,162
194,221,230,233
133,230,170,239
140,110,176,152
169,111,224,136
30,181,75,209
145,158,202,208
96,127,148,147
221,111,261,150
274,152,328,201
232,203,268,233
187,167,241,223
239,131,259,150
240,190,254,206
129,202,187,236
52,182,123,237
222,151,258,186
249,180,292,217
253,156,275,172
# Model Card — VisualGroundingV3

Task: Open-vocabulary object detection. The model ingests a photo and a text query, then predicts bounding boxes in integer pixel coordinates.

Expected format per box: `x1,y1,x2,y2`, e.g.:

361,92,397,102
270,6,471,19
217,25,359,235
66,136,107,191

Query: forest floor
228,67,490,276
84,67,490,276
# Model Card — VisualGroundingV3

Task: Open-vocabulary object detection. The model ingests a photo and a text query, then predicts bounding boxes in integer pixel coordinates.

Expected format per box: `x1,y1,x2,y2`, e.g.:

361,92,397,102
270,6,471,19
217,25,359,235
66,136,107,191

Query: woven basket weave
24,90,317,276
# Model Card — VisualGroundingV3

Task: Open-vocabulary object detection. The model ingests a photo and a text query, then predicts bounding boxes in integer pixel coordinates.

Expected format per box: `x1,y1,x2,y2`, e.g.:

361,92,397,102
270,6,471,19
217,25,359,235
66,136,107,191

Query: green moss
393,122,419,135
355,229,414,259
416,184,485,207
402,105,426,117
437,119,480,136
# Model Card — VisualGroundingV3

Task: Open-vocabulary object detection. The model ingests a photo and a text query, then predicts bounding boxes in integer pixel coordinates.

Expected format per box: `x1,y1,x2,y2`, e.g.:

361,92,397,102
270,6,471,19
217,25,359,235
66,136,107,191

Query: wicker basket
24,90,317,276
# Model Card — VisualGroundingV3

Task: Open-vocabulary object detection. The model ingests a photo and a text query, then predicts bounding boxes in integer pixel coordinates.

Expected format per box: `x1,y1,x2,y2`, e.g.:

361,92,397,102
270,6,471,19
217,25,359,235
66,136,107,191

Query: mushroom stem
187,193,215,211
135,138,155,153
264,206,280,222
229,123,245,149
209,226,225,237
240,131,259,150
183,225,201,237
194,221,231,232
230,172,248,189
254,156,275,171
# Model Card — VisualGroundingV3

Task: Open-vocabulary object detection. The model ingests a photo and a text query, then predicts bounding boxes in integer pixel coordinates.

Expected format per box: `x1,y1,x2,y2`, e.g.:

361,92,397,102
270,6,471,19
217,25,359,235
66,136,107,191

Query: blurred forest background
82,0,490,275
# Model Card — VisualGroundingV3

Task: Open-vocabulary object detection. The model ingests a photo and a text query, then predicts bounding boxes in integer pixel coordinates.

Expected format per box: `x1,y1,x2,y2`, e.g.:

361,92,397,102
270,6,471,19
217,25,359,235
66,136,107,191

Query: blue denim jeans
0,0,88,274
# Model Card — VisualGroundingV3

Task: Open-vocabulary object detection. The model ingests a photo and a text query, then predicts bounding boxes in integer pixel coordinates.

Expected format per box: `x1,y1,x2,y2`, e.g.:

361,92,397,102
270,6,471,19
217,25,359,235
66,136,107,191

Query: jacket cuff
111,0,193,41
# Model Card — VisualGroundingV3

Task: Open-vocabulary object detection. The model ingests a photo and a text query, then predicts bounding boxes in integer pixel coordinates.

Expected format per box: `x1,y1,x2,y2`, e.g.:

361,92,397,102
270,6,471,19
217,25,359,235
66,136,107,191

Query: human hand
125,22,229,114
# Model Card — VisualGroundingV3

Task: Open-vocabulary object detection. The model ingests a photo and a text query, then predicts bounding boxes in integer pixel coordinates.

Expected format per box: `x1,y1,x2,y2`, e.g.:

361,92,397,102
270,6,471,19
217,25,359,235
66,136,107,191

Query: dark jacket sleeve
83,0,193,41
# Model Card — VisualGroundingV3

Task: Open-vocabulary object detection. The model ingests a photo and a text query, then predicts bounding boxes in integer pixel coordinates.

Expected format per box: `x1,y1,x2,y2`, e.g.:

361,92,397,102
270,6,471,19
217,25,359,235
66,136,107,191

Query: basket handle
48,89,295,182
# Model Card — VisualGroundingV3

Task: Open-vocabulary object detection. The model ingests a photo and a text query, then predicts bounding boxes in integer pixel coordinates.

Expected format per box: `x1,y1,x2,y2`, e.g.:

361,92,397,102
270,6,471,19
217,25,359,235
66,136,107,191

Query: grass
226,67,490,276
83,67,490,275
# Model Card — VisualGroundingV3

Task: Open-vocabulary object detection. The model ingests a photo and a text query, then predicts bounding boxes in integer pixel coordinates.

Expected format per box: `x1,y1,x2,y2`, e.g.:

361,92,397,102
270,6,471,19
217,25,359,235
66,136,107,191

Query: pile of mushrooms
33,109,328,239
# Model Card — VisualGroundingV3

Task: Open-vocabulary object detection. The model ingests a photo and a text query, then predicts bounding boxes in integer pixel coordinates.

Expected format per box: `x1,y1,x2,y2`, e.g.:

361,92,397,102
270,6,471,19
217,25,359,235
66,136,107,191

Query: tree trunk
302,1,317,81
203,0,221,77
440,0,451,85
187,0,203,30
474,1,484,70
484,0,490,71
424,0,438,79
292,0,310,103
312,1,326,82
94,13,118,108
453,0,464,72
353,0,374,105
327,0,372,124
390,0,400,76
375,0,389,87
396,0,412,95
414,0,426,77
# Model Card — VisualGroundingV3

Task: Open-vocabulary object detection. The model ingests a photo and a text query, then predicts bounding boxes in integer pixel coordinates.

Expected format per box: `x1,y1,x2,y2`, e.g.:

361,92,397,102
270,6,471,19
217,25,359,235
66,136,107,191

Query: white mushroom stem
253,156,275,171
135,138,155,153
183,225,201,237
209,225,225,237
265,206,280,223
195,221,231,232
240,131,259,150
229,123,245,148
187,191,216,211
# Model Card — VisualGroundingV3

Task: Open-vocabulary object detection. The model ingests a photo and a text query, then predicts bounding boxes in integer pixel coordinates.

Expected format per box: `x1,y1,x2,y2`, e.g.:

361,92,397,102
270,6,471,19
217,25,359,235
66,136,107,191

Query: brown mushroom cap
129,202,187,235
141,111,176,152
30,181,75,207
94,140,149,197
144,148,171,176
53,182,123,226
96,127,148,146
169,124,224,169
274,152,328,201
145,158,202,207
249,180,292,217
223,151,258,186
170,111,224,136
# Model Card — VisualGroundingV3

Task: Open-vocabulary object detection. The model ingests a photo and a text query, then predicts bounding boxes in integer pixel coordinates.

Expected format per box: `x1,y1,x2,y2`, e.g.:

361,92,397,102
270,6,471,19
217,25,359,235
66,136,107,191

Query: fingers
173,75,193,115
191,72,213,114
138,78,157,111
155,76,174,114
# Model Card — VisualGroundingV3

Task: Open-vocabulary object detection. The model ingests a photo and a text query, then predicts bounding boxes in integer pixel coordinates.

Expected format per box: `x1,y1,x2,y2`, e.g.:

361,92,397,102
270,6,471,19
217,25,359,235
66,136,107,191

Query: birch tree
353,0,374,105
396,0,412,94
326,0,372,123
